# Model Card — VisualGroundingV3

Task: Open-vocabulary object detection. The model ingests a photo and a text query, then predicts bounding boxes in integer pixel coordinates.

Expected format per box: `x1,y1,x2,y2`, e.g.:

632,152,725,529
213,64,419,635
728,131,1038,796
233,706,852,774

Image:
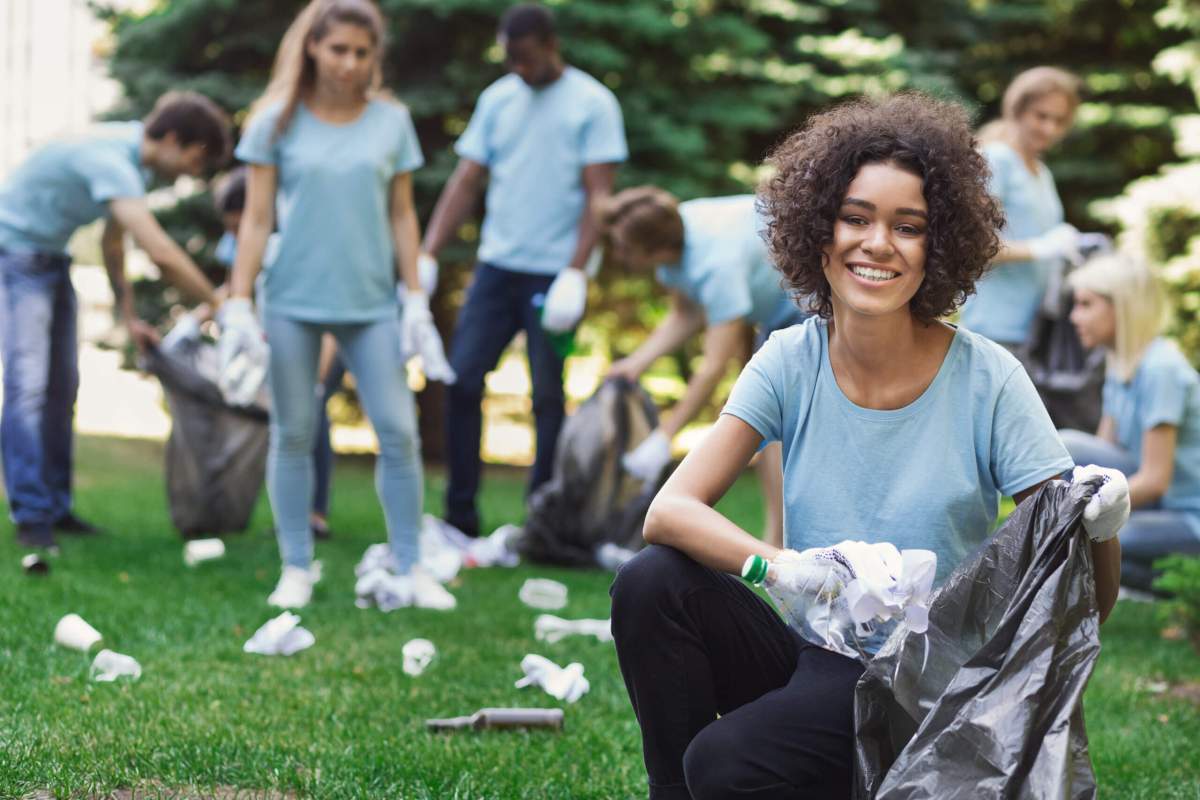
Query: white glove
1073,464,1130,542
542,268,587,333
514,654,590,703
1028,223,1083,265
215,298,269,406
161,313,202,352
417,252,439,297
398,289,456,384
622,430,672,482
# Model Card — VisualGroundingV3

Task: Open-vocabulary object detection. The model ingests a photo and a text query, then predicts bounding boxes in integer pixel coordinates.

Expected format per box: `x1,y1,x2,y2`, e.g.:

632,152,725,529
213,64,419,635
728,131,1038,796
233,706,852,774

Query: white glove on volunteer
398,288,456,384
542,268,587,333
215,298,269,406
622,430,672,482
417,252,439,297
1028,222,1083,265
1073,464,1130,542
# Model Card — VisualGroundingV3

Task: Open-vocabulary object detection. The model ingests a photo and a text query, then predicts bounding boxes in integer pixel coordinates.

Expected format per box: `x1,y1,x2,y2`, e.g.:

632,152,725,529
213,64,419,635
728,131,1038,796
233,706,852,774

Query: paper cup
518,578,568,611
183,538,225,567
54,613,102,652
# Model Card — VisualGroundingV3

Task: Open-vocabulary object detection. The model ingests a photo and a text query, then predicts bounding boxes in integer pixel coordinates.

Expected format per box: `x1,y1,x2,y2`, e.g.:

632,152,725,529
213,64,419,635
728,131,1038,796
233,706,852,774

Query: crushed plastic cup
90,649,142,682
243,611,315,656
183,538,225,567
534,614,613,644
54,613,102,652
518,578,568,611
514,654,589,703
402,638,436,676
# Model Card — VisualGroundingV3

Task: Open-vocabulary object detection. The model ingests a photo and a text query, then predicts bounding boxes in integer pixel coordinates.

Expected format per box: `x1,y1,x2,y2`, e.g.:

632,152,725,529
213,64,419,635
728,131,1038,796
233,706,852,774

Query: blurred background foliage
90,0,1200,449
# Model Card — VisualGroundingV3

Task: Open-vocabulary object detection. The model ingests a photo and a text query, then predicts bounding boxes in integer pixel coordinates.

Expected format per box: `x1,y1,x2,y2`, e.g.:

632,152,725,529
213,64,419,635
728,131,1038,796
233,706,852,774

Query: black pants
610,545,863,800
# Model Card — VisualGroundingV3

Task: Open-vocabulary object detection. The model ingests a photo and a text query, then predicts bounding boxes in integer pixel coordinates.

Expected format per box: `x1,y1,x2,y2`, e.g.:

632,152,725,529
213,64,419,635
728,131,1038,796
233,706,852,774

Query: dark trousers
0,250,78,526
610,545,863,800
444,262,567,535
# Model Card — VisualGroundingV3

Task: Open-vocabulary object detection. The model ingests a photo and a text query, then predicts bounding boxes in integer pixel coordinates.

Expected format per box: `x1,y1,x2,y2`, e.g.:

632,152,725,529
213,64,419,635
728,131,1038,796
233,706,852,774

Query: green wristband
741,554,769,585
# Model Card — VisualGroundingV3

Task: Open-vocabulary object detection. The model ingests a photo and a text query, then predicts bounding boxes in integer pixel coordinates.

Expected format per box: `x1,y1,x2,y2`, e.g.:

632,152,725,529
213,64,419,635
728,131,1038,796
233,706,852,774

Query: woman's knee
683,721,756,800
610,545,706,637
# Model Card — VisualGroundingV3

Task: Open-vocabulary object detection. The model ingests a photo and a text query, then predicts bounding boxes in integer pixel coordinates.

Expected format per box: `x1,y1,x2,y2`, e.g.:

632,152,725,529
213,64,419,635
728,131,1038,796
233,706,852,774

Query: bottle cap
741,554,769,585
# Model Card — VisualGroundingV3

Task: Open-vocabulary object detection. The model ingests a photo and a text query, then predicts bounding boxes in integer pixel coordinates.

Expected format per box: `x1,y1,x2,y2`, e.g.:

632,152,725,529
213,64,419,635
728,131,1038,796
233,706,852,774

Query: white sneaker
268,565,316,609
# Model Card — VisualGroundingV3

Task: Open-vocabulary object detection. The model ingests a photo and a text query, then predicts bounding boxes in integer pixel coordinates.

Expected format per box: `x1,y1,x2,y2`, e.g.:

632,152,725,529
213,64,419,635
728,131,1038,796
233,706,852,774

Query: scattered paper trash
427,707,564,731
183,538,225,567
515,654,589,703
402,638,436,676
595,542,637,571
243,611,315,656
21,553,49,575
519,578,568,611
54,613,102,652
534,614,613,644
90,649,142,682
467,524,522,568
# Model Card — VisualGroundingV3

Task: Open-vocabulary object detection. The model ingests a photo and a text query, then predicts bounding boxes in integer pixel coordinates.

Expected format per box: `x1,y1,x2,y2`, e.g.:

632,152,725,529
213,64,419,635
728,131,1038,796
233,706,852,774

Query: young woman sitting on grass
1060,254,1200,592
609,93,1128,800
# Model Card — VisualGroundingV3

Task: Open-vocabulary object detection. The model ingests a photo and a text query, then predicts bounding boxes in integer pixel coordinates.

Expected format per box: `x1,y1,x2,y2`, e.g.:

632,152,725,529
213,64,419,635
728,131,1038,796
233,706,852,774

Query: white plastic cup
402,638,436,676
183,538,225,567
54,613,102,652
90,649,142,682
518,578,568,611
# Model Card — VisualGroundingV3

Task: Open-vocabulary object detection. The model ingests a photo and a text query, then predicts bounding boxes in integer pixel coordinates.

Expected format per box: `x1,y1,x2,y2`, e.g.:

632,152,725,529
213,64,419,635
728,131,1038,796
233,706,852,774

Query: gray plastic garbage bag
519,378,662,567
854,477,1100,800
141,340,268,538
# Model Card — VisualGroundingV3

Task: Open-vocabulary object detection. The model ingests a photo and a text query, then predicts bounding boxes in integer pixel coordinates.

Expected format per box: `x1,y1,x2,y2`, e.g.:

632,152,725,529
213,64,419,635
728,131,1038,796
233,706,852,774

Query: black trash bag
141,341,269,538
1019,297,1105,432
854,477,1101,800
519,378,662,566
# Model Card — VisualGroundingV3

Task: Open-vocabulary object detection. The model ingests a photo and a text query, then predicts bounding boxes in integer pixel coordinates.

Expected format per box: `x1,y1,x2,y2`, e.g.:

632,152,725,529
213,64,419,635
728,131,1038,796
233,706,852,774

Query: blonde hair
1067,253,1168,381
249,0,387,141
596,186,685,255
979,66,1082,144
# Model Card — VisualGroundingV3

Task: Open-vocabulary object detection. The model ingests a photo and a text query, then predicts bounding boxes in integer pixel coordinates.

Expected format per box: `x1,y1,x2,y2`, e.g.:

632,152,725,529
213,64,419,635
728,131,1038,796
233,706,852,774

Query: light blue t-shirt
723,318,1073,585
959,141,1064,345
456,66,628,275
0,122,148,255
235,99,424,323
655,195,790,327
1104,338,1200,536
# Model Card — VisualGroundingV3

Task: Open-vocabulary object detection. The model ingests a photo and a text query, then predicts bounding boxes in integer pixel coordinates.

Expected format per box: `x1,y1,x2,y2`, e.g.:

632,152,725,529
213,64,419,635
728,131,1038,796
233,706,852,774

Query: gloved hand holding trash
397,287,456,384
1073,464,1130,542
1028,222,1084,266
541,268,587,333
622,430,672,483
215,297,269,406
749,540,937,661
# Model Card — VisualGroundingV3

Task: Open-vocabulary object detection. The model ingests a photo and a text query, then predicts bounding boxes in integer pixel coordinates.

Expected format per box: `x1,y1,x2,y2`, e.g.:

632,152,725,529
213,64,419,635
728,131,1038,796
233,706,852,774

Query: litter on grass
518,578,568,611
426,707,565,731
21,553,49,575
243,612,315,656
515,654,589,703
534,615,612,644
402,638,436,676
183,538,225,567
54,613,102,652
90,649,142,682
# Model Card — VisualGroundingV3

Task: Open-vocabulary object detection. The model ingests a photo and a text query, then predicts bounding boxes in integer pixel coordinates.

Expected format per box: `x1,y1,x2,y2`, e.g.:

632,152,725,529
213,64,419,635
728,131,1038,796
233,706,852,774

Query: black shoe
17,523,59,551
54,513,102,536
311,518,332,541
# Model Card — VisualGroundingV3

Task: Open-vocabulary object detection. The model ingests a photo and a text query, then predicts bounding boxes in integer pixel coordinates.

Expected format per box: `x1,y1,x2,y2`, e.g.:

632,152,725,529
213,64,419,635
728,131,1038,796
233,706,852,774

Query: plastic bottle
531,294,576,359
426,707,564,732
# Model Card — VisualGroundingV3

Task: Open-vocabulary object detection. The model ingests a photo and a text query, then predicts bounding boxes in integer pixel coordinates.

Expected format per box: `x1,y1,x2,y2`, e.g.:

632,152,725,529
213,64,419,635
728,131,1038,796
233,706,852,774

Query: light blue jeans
1060,428,1200,591
264,312,420,571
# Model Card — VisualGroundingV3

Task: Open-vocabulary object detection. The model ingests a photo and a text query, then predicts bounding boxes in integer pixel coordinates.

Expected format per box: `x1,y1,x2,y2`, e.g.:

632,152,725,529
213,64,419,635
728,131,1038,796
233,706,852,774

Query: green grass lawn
1,434,1199,799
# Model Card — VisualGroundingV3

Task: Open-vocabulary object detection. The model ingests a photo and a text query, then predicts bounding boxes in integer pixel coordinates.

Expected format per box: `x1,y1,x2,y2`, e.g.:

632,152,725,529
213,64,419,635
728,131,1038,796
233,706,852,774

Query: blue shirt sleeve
580,91,628,165
1138,361,1189,430
455,89,494,166
76,149,144,204
235,109,279,165
721,333,785,442
390,104,424,174
990,365,1075,495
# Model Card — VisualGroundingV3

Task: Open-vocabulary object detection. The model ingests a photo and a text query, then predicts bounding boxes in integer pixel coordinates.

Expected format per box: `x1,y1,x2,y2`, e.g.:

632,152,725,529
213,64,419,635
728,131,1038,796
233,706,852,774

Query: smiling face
1069,288,1116,349
821,161,929,321
1013,91,1074,157
307,22,377,97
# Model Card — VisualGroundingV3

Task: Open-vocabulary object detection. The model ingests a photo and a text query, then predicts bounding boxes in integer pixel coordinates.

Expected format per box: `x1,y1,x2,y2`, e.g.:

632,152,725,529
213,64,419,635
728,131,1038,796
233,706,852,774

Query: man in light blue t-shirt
0,92,229,550
422,3,628,537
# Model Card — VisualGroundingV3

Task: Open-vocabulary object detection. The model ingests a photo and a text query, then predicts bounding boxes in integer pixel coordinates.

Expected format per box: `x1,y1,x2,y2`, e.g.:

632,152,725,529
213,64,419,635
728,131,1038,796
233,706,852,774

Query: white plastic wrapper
90,649,142,682
765,540,936,662
534,615,613,644
518,578,568,610
243,612,315,656
402,638,436,676
514,654,589,703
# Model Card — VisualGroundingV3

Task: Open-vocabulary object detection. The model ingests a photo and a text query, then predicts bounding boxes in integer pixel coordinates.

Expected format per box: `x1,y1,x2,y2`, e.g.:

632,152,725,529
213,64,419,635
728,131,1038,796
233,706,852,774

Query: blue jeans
312,354,344,517
1060,429,1200,591
264,313,421,571
0,250,78,526
445,262,567,535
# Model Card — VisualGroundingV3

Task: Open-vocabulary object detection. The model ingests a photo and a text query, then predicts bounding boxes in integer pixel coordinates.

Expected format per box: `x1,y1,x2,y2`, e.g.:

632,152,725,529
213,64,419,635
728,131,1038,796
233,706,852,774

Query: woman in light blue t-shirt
609,94,1127,800
1060,254,1200,591
960,67,1087,348
219,0,455,611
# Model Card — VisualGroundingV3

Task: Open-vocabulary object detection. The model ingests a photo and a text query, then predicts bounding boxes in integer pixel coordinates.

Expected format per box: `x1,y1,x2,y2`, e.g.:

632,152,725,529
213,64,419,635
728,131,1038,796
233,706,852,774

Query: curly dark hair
759,93,1004,321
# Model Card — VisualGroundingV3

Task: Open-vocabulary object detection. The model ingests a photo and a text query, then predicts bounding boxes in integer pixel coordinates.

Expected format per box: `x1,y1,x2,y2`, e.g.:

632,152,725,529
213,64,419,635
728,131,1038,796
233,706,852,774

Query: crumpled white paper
514,654,589,703
90,649,142,682
402,638,436,676
534,615,612,644
243,612,315,656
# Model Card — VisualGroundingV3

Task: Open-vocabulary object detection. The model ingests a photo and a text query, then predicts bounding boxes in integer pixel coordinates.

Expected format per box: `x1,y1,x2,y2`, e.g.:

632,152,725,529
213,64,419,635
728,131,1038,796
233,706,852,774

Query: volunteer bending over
221,0,454,610
1061,254,1200,591
609,93,1125,800
600,188,805,546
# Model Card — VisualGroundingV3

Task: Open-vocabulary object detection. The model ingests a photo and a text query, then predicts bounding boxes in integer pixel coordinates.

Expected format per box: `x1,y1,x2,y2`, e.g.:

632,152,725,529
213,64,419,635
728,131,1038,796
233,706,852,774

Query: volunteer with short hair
222,0,455,610
1060,254,1200,591
600,187,805,547
609,93,1127,800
